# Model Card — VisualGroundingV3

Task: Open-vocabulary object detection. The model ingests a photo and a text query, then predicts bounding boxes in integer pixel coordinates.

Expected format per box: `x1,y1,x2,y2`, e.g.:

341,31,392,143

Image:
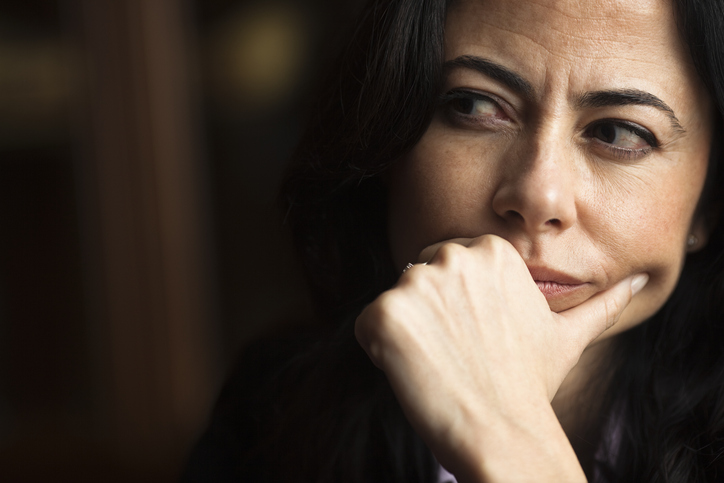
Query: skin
355,0,715,481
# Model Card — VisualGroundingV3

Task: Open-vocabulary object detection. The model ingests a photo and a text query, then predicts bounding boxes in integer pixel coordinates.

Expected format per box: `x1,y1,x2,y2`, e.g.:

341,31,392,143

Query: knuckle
475,234,517,259
475,234,497,251
354,313,384,366
434,242,467,265
492,236,517,257
356,291,411,367
484,233,504,247
471,235,522,272
360,291,403,337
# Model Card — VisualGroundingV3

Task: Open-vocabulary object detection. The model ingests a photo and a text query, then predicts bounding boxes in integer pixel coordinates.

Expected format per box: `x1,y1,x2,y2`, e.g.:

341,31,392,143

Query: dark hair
282,0,450,323
275,0,724,480
600,2,724,480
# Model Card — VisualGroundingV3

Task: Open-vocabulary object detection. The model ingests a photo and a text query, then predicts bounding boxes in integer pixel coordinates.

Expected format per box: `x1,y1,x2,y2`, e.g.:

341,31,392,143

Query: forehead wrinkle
459,20,662,70
489,0,661,22
515,25,663,63
544,27,654,51
458,0,669,59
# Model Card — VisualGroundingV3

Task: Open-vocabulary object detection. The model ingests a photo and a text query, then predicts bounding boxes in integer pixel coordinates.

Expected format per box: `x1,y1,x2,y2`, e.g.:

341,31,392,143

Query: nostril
499,210,567,230
504,210,524,223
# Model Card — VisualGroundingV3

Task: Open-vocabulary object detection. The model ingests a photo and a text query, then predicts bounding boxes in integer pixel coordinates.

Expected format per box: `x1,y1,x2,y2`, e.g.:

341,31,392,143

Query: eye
440,89,508,126
450,95,500,117
586,120,659,160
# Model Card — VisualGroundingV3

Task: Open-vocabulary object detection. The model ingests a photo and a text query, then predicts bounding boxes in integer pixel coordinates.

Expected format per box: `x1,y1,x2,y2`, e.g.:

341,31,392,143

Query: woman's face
388,0,714,340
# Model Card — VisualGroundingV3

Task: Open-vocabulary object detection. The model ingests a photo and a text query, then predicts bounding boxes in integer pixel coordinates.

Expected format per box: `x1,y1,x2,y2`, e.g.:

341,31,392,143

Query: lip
527,266,585,285
527,265,589,300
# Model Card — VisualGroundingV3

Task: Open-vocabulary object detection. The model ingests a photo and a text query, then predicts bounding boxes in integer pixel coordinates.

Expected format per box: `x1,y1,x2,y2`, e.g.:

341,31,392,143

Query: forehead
444,0,694,100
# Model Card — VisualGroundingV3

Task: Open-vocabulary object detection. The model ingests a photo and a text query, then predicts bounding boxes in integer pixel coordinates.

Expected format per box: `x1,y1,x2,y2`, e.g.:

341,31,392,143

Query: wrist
448,399,586,483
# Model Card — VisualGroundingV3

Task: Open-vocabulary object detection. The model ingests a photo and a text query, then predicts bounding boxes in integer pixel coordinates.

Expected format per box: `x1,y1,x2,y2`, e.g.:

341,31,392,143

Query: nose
491,138,576,233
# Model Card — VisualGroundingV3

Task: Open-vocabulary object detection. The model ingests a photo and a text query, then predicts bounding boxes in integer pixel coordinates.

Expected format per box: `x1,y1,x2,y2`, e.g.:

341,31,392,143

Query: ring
402,262,427,274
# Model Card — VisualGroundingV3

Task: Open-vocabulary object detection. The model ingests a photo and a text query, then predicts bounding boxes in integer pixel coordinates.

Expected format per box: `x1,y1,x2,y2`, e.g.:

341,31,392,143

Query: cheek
602,221,684,337
387,156,445,269
387,132,493,269
592,165,707,338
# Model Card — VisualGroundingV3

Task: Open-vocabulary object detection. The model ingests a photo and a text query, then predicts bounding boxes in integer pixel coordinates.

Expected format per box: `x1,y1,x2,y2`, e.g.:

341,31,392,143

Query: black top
181,326,438,483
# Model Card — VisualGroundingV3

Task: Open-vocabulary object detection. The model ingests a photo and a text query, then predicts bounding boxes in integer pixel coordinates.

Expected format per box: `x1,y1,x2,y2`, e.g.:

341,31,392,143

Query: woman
184,0,724,481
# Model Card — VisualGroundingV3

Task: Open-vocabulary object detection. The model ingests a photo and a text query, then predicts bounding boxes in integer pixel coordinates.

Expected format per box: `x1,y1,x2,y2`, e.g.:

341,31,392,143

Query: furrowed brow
578,89,685,133
444,55,534,99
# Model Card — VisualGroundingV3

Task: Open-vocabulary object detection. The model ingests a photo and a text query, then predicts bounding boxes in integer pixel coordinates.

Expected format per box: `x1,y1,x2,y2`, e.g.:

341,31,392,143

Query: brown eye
442,90,506,122
452,96,501,117
450,97,475,115
590,121,656,150
593,124,617,144
586,120,659,161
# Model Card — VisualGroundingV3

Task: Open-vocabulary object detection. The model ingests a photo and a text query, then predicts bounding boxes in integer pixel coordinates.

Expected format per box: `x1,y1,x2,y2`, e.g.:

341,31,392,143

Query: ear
687,207,718,253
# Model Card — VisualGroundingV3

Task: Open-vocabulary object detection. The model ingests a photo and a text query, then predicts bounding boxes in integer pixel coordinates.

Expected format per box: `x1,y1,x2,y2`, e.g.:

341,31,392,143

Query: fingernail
630,273,649,295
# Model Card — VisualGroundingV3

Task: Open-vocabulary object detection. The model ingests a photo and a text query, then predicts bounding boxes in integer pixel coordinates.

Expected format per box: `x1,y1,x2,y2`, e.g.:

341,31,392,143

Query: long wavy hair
275,0,724,480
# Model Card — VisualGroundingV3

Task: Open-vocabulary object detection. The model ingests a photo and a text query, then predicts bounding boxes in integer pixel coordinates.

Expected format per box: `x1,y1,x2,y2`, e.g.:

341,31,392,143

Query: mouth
527,266,590,307
534,280,587,298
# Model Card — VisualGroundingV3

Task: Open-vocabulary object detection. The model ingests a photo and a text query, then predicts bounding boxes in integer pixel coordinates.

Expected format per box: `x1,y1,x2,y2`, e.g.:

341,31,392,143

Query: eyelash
439,89,509,125
439,89,660,161
584,120,659,161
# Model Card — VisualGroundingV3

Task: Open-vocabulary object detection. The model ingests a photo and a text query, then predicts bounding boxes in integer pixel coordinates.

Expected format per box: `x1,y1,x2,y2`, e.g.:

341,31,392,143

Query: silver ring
402,262,427,274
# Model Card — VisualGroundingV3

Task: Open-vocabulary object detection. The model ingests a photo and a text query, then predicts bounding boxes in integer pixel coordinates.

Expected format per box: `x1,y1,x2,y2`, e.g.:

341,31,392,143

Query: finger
418,237,475,264
557,273,649,347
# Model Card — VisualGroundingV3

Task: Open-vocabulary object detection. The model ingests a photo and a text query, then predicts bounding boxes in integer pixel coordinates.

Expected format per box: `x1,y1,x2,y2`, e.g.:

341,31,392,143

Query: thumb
557,273,649,347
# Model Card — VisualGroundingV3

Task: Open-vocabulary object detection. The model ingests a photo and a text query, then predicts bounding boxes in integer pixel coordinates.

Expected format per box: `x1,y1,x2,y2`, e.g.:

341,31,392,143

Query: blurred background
0,0,363,480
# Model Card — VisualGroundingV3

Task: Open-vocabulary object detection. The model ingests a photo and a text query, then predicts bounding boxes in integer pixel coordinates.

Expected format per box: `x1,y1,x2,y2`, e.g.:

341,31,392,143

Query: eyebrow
444,55,685,133
443,55,534,98
577,90,685,133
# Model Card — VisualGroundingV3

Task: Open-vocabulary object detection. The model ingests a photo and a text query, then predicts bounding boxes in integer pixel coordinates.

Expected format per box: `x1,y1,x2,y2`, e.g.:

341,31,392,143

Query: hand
355,235,647,482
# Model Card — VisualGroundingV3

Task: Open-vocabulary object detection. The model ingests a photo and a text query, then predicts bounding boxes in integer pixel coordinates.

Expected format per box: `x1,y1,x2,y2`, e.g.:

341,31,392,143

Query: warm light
0,39,76,147
206,3,310,111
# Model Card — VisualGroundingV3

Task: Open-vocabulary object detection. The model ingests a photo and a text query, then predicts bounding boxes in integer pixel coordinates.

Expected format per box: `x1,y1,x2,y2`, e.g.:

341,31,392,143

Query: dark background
0,0,363,480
